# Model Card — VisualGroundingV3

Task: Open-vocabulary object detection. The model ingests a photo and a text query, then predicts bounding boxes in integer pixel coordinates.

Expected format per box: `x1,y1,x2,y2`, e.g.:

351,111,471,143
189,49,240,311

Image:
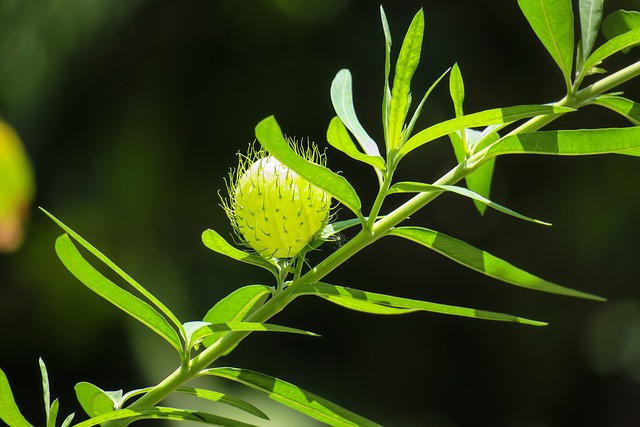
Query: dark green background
1,1,640,426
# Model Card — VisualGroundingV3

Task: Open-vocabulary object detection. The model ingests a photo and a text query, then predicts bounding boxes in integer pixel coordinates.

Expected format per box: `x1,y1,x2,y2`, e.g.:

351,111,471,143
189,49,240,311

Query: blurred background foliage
1,0,639,426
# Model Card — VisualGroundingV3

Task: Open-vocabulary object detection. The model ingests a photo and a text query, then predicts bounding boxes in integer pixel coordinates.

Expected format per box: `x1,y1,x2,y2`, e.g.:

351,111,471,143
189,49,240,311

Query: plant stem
112,57,640,420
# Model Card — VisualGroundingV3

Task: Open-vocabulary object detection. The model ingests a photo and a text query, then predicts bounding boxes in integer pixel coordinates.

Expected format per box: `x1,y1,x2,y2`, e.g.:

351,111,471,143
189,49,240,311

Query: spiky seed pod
224,145,331,259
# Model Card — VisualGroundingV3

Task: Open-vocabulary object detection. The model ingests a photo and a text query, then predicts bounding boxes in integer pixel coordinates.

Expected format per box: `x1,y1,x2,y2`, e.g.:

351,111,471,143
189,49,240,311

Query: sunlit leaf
188,321,318,349
39,359,51,425
388,182,550,225
582,27,640,75
518,0,574,87
294,282,546,326
46,400,58,427
201,229,278,279
70,407,260,427
401,105,572,157
0,368,34,427
54,234,183,353
388,9,424,152
202,367,383,427
42,209,184,334
326,117,386,171
404,67,450,139
449,63,465,119
380,6,392,142
175,387,269,420
579,0,604,64
591,95,640,125
602,10,640,43
388,226,604,301
202,285,271,348
330,69,380,158
74,382,117,417
485,127,640,158
255,116,363,219
0,120,35,253
60,413,75,427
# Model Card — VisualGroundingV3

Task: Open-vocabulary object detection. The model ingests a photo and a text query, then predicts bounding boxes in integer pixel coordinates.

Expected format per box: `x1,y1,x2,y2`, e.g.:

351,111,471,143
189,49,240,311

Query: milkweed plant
3,1,640,426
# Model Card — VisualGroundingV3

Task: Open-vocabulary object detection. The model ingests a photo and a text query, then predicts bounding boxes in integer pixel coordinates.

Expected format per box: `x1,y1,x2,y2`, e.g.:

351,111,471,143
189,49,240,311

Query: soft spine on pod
224,145,331,259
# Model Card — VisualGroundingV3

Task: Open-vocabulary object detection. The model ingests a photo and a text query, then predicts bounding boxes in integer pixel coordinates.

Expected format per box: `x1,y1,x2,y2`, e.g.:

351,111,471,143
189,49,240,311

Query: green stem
112,57,640,421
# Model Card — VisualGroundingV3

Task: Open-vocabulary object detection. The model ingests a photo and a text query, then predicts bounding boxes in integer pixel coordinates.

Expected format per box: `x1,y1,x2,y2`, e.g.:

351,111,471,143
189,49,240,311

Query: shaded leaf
176,387,269,420
0,368,33,427
202,367,383,427
591,95,640,125
54,234,182,353
74,383,117,417
42,209,184,333
485,127,640,158
400,105,572,157
255,116,363,219
518,0,574,87
202,285,271,348
388,9,424,152
189,322,318,350
326,117,386,171
579,0,605,63
295,282,546,326
388,182,550,225
201,229,278,279
330,69,380,157
388,226,604,301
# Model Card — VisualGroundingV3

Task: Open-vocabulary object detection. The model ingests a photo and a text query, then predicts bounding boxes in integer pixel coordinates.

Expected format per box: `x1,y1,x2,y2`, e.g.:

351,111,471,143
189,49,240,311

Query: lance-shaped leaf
388,182,550,225
202,367,383,427
404,67,450,139
70,407,260,427
54,234,183,353
255,116,363,219
518,0,574,88
60,413,74,427
485,127,640,158
388,226,604,301
0,368,33,427
201,284,271,348
380,6,392,141
326,117,386,171
330,69,380,158
295,283,546,325
39,359,51,426
591,95,640,125
201,229,278,279
186,321,318,350
582,27,640,75
388,9,424,152
602,10,640,42
579,0,604,65
400,105,573,157
176,388,268,420
42,209,184,334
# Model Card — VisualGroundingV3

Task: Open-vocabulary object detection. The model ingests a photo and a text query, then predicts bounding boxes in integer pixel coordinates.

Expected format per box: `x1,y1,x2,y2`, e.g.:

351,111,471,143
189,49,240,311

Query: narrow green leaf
388,182,550,225
579,0,604,62
74,383,116,417
201,285,271,348
295,283,546,326
485,127,640,158
202,367,383,427
176,387,269,420
448,129,499,215
582,27,640,74
39,359,50,425
255,116,363,218
190,321,318,349
326,117,386,171
388,226,604,301
602,10,640,41
54,234,183,353
330,69,381,157
449,63,465,119
388,9,424,152
321,295,419,315
60,413,75,427
591,95,640,125
70,407,260,427
47,400,58,427
518,0,574,87
404,67,450,139
41,208,184,334
401,105,572,157
201,229,278,279
0,368,34,427
380,6,392,143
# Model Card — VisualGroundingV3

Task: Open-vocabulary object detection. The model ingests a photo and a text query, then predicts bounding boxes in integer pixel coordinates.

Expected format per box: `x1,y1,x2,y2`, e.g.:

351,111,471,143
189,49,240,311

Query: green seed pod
224,145,331,259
